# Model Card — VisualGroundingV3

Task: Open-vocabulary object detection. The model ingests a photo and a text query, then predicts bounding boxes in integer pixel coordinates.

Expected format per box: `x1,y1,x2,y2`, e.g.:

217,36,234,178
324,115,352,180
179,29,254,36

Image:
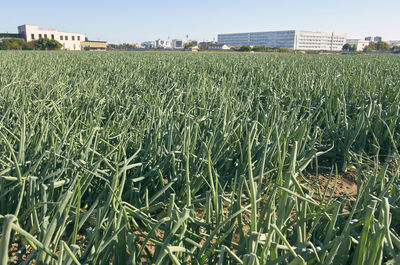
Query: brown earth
305,170,358,203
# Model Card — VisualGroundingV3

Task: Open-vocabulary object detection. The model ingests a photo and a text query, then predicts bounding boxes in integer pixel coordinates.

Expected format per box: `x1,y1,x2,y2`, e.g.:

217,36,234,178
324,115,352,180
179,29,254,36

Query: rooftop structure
218,30,346,51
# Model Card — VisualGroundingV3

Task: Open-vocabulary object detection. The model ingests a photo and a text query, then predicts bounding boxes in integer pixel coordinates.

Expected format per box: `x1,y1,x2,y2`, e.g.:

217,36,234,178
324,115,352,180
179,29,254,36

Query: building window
72,36,75,41
51,34,54,39
77,36,80,41
60,36,63,40
31,34,35,40
65,36,68,40
39,34,42,38
44,34,47,38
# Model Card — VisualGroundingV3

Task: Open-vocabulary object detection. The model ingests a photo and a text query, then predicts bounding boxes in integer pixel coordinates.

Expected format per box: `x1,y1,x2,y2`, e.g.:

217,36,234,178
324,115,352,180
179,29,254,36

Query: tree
342,43,356,51
107,43,137,50
23,41,36,50
184,42,194,49
252,46,265,52
375,41,390,51
0,38,25,50
363,44,374,52
239,45,251,52
34,38,62,50
363,41,390,52
342,43,350,51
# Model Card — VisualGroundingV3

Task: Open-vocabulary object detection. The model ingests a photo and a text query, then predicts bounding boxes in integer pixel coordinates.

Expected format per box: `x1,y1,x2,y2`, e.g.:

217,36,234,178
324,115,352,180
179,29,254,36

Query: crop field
0,51,399,264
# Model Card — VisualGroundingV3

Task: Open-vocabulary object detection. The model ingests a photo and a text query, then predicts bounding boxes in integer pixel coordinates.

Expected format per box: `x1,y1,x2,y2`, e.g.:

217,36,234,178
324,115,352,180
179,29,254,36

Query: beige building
18,24,85,50
81,41,107,51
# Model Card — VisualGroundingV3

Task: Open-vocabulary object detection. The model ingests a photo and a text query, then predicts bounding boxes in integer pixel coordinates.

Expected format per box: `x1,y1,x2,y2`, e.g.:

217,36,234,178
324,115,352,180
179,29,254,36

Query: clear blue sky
1,0,399,43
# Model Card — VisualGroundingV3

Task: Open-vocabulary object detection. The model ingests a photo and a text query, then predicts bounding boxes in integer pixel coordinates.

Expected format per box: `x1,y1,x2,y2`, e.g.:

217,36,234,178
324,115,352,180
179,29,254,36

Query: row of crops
0,51,399,264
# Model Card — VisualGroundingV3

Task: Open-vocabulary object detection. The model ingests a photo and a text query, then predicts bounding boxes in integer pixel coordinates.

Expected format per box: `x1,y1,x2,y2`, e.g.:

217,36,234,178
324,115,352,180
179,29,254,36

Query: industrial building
346,39,370,51
218,30,346,51
18,25,85,50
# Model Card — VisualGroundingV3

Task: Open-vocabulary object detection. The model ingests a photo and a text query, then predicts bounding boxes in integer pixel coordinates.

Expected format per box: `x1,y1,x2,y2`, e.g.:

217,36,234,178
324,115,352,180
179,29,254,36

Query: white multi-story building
171,39,183,49
346,39,370,51
218,30,346,51
18,24,85,50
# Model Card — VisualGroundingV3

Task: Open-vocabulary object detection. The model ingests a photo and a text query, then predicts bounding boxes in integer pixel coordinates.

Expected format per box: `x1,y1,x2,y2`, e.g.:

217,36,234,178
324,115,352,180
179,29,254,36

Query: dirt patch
305,170,358,203
8,242,34,264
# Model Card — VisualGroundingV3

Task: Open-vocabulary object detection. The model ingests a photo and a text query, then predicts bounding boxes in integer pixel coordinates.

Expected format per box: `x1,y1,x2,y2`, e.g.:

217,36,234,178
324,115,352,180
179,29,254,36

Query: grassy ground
0,51,399,264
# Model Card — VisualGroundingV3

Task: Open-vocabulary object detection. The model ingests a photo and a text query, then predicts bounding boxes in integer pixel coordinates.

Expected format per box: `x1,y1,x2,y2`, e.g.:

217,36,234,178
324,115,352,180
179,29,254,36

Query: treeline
343,41,392,52
0,38,62,50
238,45,289,52
363,41,390,52
108,43,138,50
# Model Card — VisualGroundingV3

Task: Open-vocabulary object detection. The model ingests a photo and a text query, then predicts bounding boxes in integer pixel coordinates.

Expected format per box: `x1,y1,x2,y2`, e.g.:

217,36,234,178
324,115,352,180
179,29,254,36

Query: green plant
0,51,399,264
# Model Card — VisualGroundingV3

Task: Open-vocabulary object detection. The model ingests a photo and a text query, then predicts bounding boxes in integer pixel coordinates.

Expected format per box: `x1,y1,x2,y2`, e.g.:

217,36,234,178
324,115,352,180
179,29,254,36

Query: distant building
388,40,400,47
0,33,25,42
208,44,230,50
186,40,198,46
81,41,107,51
218,30,346,51
155,39,171,49
365,36,383,43
198,41,216,49
346,39,370,51
171,39,183,49
18,24,85,50
141,41,155,48
185,46,199,52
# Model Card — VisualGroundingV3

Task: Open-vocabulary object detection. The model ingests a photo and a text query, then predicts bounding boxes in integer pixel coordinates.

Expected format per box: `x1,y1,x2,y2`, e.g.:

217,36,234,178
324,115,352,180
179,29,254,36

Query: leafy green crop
0,51,399,264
